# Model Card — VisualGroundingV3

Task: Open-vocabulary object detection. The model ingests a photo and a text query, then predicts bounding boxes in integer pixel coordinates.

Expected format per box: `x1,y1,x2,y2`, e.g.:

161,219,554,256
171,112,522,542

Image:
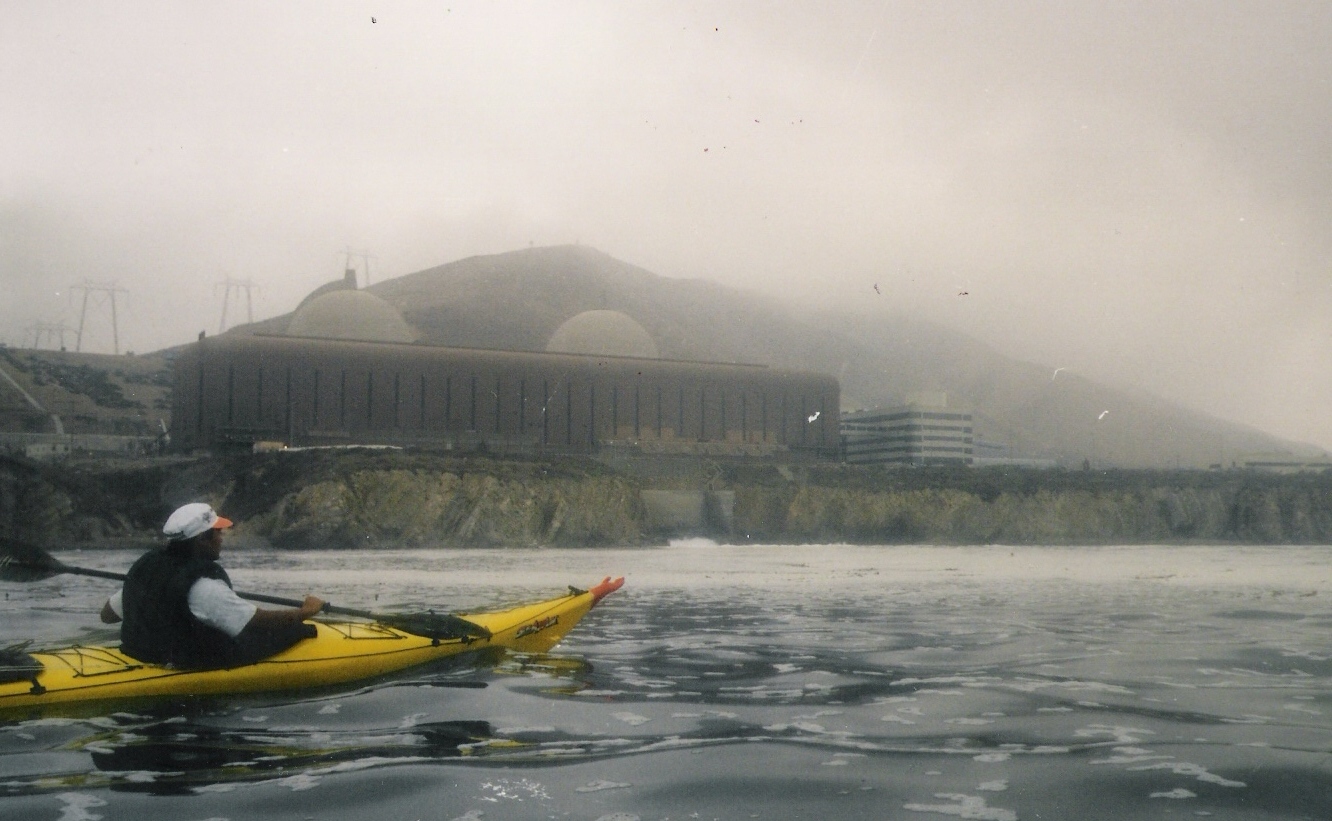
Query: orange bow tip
589,575,625,604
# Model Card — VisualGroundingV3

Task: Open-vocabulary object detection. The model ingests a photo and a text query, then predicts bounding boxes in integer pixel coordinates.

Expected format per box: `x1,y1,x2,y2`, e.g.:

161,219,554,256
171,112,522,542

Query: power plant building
169,289,840,459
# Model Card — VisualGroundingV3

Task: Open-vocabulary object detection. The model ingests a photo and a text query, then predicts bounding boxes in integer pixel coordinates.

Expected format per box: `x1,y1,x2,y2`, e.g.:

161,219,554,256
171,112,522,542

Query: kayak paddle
0,537,490,642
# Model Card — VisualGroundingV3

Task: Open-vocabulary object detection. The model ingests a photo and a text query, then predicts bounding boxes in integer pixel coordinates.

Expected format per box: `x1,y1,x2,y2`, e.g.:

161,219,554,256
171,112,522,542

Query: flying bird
1051,367,1065,381
807,411,821,423
1098,410,1110,420
873,283,880,294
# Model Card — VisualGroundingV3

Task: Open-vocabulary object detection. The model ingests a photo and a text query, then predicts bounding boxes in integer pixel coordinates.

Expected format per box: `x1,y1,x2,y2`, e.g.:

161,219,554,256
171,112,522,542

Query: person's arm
188,579,324,637
246,595,325,626
100,589,123,624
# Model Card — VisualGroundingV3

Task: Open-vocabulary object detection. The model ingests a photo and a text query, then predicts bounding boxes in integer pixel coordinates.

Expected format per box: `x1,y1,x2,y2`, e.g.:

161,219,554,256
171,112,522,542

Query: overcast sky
3,2,1329,451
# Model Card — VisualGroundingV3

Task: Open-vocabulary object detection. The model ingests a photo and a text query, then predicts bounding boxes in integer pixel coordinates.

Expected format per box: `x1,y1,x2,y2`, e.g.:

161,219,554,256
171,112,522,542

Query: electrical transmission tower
215,277,258,333
27,321,76,350
69,280,129,354
342,247,377,287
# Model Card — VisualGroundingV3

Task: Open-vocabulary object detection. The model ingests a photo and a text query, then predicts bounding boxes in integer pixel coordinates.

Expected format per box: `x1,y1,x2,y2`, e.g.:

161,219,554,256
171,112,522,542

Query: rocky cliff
2,451,1329,551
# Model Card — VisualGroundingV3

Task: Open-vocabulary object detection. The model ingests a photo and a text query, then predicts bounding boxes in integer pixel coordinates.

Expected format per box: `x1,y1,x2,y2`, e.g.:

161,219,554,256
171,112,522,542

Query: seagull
1098,410,1109,420
873,283,880,294
1051,367,1065,381
807,411,821,423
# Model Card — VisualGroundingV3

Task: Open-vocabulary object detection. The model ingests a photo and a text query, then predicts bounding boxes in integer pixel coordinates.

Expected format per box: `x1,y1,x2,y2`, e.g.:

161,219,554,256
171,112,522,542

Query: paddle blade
0,641,43,686
379,611,492,642
0,538,64,582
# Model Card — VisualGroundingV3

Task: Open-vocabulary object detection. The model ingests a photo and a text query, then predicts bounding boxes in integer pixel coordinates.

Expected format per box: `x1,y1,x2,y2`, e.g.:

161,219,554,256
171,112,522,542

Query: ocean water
3,542,1332,820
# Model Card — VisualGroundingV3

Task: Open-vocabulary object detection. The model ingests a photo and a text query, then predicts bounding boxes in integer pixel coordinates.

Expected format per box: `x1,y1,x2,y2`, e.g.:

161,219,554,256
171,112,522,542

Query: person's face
199,527,224,560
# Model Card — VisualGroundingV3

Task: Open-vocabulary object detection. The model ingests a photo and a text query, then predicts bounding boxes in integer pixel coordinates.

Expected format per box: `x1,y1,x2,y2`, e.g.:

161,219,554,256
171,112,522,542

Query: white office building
841,392,974,466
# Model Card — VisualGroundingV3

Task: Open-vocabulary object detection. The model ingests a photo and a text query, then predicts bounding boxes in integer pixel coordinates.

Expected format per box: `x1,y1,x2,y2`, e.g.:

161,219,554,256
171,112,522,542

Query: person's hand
297,595,326,620
99,599,122,624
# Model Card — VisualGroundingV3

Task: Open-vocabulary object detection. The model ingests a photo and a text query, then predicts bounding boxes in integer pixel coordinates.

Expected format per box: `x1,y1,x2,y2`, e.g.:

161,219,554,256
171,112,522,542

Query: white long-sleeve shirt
105,579,258,638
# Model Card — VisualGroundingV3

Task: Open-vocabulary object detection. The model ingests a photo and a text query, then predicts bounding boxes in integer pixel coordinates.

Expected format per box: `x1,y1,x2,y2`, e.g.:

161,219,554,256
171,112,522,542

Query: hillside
13,245,1315,469
0,347,172,436
800,311,1310,469
355,245,1311,469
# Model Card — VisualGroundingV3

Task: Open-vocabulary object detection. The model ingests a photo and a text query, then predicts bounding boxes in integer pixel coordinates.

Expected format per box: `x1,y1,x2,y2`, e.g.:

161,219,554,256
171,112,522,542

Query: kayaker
99,503,326,670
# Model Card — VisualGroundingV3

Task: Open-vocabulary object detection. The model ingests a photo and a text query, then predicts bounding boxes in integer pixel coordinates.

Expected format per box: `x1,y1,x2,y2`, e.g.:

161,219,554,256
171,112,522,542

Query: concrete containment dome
285,290,417,343
545,310,659,359
292,268,359,314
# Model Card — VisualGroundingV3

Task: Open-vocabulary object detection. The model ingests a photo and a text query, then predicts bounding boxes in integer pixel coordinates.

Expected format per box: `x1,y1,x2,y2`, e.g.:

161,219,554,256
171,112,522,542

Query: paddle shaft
53,560,379,620
0,538,490,639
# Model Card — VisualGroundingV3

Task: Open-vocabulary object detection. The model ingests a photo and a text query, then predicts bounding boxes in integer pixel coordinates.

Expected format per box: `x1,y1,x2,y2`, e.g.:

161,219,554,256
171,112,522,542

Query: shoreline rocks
2,451,1328,549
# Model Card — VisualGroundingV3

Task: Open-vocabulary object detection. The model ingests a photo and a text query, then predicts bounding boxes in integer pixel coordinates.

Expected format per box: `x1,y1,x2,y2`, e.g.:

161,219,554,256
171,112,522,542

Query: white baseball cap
163,503,233,541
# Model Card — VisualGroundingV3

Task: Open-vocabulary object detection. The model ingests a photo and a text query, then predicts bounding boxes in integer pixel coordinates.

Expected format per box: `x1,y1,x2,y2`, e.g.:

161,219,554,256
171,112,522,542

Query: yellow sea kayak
0,577,623,718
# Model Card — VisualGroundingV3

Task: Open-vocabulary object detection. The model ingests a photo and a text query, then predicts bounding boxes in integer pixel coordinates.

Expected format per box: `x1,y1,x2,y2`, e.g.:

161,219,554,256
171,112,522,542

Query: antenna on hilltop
215,277,259,333
69,280,129,354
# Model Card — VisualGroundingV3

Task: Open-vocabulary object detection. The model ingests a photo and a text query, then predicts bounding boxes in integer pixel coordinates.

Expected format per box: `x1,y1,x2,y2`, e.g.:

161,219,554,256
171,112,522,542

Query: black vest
120,545,238,669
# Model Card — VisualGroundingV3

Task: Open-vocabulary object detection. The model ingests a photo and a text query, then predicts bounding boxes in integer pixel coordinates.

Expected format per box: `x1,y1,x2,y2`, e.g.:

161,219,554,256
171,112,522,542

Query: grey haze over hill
239,245,1316,470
